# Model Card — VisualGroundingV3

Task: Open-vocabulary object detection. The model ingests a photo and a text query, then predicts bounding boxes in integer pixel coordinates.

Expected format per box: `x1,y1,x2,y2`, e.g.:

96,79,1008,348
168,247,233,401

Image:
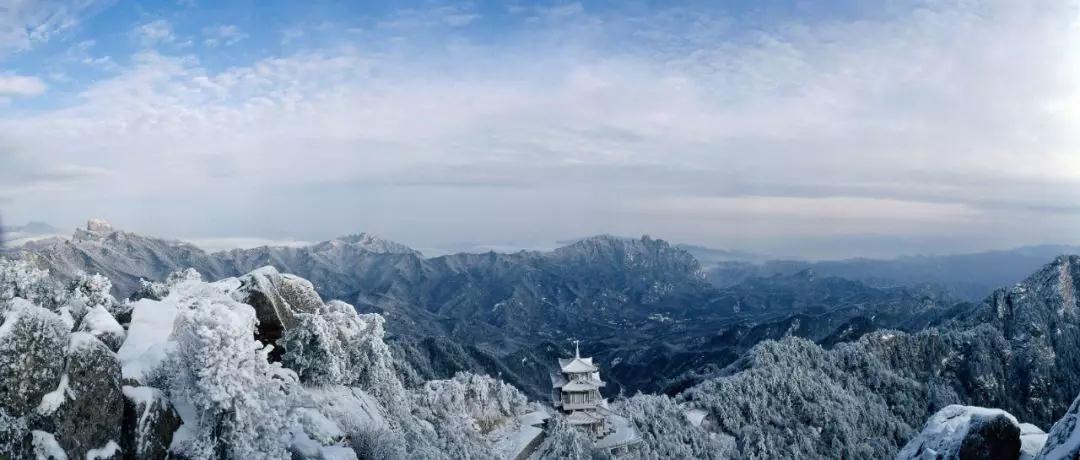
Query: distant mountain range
689,244,1080,301
0,221,63,247
5,219,1080,457
4,220,986,399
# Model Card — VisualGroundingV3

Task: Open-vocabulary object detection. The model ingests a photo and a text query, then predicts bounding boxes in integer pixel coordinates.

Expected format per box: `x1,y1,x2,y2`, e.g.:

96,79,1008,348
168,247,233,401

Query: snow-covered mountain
4,220,229,297
647,255,1080,458
4,220,964,401
3,221,1080,458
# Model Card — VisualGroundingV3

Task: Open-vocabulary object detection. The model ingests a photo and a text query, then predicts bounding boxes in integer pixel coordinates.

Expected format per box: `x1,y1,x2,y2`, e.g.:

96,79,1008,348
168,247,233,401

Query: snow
594,411,642,450
898,405,1039,460
306,386,389,433
289,430,359,460
559,357,598,373
0,298,35,337
490,410,550,460
31,431,68,460
1018,423,1047,460
493,424,544,460
121,385,161,407
80,304,125,341
295,407,346,442
319,446,359,460
36,374,70,416
168,394,200,453
684,408,708,427
518,409,550,428
67,331,103,353
86,440,121,459
1041,396,1080,460
116,290,183,382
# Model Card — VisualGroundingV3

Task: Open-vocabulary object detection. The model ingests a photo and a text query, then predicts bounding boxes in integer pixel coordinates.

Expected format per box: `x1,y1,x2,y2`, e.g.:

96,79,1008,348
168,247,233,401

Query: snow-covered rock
77,305,125,352
0,300,69,414
1038,392,1080,459
228,266,324,360
305,386,389,435
37,332,124,459
897,405,1045,460
116,287,183,384
31,430,67,459
121,385,182,460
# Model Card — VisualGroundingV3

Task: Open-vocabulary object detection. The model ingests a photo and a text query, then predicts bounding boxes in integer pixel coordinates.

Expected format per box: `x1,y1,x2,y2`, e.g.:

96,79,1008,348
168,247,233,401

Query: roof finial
574,339,580,358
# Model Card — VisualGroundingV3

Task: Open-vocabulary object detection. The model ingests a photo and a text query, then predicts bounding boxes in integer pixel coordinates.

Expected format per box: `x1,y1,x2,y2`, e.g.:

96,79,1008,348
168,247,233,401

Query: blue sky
1,0,1079,258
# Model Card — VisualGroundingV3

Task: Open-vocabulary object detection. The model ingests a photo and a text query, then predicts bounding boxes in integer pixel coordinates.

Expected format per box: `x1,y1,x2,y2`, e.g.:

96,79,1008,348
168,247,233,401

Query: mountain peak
86,218,114,234
72,218,118,242
320,232,421,255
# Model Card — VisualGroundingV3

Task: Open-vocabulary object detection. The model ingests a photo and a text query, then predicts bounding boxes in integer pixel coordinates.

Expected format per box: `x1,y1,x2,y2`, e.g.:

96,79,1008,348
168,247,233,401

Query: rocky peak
551,235,703,278
86,219,114,234
319,232,421,255
73,219,117,242
978,254,1080,339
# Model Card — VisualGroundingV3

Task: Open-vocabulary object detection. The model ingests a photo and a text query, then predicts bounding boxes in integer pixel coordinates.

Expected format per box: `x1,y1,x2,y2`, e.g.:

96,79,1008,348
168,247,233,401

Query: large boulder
229,266,323,360
36,332,124,459
120,385,182,460
898,405,1046,460
77,305,126,352
1038,392,1080,459
0,300,69,415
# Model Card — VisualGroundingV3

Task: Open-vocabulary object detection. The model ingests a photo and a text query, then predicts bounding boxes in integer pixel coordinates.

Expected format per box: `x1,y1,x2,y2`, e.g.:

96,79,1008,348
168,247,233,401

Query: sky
1,0,1079,259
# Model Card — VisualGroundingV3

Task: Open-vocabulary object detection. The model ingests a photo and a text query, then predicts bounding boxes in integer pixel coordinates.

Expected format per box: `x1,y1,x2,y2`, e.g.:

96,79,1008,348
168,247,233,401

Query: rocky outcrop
897,405,1045,460
955,255,1080,428
36,332,124,459
77,305,126,352
229,266,323,360
0,301,69,414
1038,392,1080,459
120,385,182,460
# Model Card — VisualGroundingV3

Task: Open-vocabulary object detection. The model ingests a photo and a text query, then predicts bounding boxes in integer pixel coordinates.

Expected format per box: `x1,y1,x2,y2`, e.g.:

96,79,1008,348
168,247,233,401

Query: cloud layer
1,0,1078,258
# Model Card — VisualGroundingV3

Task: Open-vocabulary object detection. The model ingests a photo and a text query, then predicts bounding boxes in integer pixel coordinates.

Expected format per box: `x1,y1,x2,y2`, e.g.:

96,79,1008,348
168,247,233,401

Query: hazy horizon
3,1,1079,259
5,216,1080,262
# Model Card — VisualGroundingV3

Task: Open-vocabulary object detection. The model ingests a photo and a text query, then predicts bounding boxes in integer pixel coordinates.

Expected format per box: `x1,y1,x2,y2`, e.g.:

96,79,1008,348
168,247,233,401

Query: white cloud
133,19,177,46
202,24,247,47
376,3,481,29
0,74,46,96
0,0,105,56
1,0,1078,256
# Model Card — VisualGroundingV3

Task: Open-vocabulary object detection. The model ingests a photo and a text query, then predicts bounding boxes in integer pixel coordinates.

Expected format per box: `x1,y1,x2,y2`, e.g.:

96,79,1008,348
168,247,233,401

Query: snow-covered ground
594,410,642,450
490,409,550,460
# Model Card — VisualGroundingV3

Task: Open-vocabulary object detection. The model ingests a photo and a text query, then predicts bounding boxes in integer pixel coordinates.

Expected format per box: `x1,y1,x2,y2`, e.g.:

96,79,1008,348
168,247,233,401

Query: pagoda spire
574,339,580,358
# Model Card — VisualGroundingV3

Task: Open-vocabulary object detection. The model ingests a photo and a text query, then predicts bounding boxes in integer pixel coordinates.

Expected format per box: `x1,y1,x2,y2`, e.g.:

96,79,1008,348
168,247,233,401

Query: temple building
551,341,611,437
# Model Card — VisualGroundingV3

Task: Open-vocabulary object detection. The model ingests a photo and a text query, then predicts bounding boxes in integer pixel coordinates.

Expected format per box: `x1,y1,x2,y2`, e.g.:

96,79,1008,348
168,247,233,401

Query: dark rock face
120,385,182,460
38,333,124,459
958,414,1021,460
0,303,69,415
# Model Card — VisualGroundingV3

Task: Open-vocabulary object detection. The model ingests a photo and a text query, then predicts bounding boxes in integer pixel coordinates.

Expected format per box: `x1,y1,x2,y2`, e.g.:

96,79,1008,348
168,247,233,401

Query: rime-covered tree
279,312,345,385
167,284,296,459
0,260,58,316
534,416,598,460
